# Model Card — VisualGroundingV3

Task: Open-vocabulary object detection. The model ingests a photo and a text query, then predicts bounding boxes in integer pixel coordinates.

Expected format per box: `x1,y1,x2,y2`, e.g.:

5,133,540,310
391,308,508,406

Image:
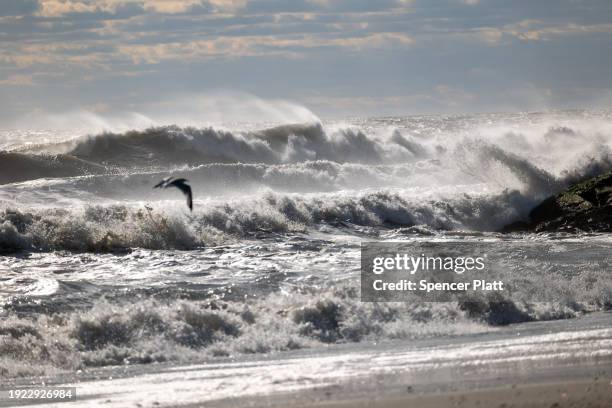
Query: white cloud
117,32,414,63
504,19,612,42
35,0,247,17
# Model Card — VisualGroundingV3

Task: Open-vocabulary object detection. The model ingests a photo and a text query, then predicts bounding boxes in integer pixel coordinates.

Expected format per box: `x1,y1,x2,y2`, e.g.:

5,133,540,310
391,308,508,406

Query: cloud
474,28,504,44
0,42,112,68
34,0,247,17
142,0,246,14
117,32,413,63
504,20,612,42
2,0,612,120
37,0,104,17
445,19,612,46
0,25,414,69
239,0,410,14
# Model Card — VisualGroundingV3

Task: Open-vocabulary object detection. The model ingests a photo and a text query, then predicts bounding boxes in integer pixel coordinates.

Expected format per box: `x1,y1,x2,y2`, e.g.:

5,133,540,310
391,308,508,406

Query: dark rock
502,170,612,233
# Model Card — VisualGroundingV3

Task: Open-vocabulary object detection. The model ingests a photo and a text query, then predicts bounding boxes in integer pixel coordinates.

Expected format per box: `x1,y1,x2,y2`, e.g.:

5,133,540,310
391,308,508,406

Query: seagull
154,177,193,211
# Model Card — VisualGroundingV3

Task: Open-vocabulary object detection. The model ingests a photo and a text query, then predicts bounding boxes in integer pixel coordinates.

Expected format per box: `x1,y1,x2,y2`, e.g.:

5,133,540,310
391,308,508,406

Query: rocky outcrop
503,170,612,233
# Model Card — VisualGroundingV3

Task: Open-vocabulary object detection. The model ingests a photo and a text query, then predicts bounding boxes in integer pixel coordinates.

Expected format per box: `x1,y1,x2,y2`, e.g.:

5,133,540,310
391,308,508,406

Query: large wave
2,118,610,186
14,123,423,169
1,115,612,244
4,119,610,184
0,189,545,253
0,152,106,185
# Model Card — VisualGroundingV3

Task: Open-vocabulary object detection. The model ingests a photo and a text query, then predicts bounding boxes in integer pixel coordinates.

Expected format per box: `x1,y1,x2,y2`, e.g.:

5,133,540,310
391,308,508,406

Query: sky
1,0,612,126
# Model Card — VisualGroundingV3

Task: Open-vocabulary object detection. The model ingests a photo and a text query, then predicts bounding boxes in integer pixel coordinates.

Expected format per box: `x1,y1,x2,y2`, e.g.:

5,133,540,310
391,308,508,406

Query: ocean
1,110,611,383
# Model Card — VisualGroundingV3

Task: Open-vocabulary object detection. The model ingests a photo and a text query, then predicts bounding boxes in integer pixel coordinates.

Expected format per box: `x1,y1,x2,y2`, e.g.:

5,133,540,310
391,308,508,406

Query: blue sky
1,0,612,124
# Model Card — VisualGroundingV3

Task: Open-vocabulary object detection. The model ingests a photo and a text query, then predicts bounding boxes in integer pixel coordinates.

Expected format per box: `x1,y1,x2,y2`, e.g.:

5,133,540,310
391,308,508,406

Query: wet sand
292,378,612,408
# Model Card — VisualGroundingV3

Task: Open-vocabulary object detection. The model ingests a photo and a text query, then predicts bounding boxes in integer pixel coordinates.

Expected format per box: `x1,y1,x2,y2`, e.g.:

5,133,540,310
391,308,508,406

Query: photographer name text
370,253,504,293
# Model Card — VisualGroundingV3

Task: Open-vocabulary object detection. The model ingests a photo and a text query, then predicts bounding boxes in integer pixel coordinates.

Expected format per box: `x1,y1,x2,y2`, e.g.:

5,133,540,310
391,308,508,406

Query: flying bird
154,177,193,211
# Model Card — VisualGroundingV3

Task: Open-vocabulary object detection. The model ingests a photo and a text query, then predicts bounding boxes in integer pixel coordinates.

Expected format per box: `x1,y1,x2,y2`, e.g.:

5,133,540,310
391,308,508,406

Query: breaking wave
1,114,612,249
2,280,607,378
0,152,106,185
2,119,610,189
15,123,424,169
0,189,545,253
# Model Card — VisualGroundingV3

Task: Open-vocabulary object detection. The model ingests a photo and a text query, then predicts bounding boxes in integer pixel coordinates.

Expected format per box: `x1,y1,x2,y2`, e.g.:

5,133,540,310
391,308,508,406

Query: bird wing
154,177,172,189
170,180,193,211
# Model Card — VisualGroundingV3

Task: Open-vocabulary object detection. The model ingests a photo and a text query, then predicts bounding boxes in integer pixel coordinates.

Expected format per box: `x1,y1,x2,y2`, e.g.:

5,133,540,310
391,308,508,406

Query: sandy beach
292,379,612,408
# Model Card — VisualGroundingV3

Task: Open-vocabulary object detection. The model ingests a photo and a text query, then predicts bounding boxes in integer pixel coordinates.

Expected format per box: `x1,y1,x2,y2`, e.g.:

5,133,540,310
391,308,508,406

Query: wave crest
1,188,542,253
